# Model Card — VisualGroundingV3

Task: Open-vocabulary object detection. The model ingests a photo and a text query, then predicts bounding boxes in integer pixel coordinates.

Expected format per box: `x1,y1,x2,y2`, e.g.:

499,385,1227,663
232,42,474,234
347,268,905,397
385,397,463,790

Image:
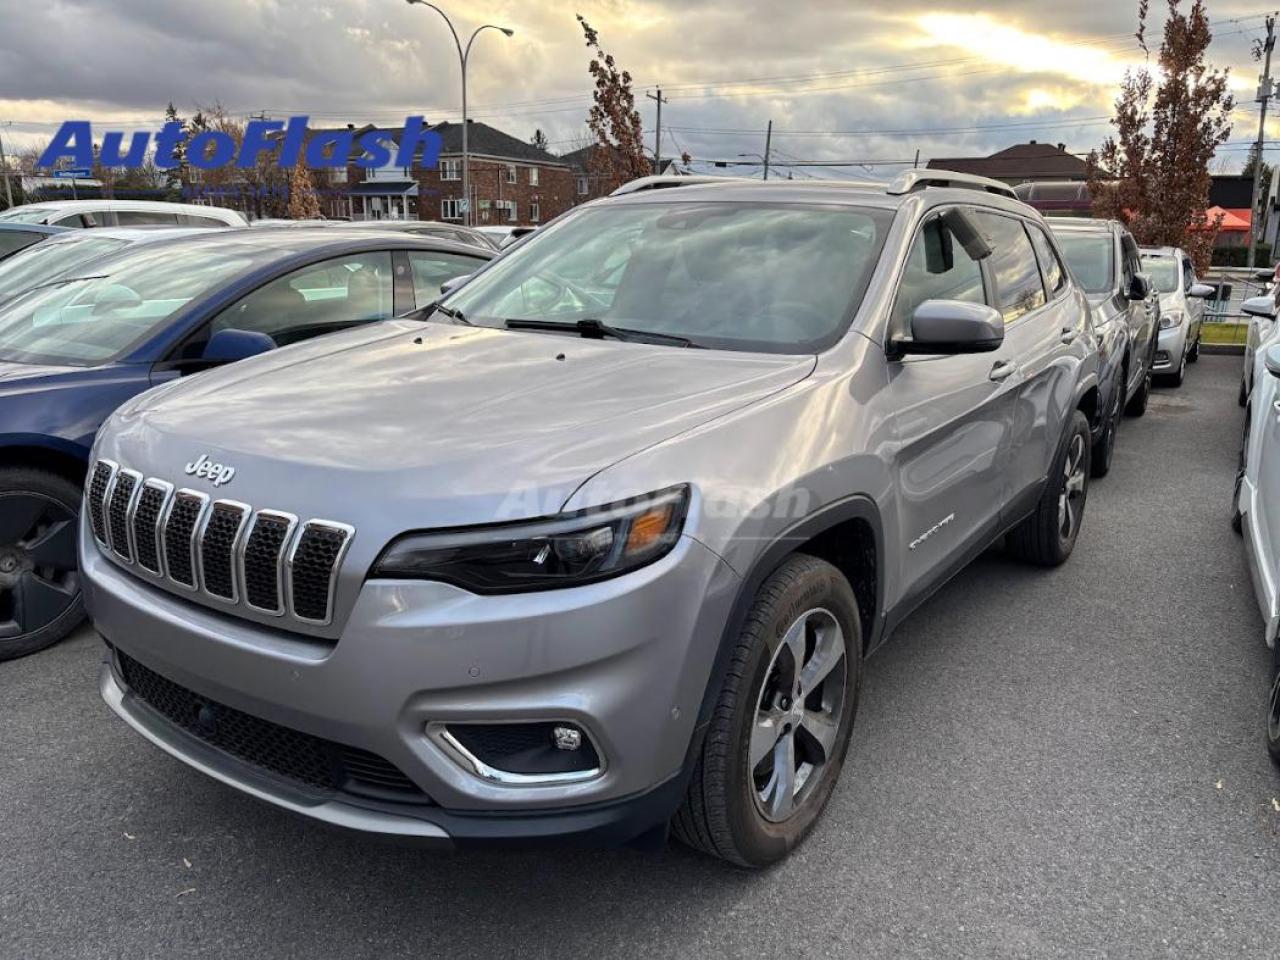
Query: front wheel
1167,349,1186,388
1126,367,1151,417
1267,642,1280,767
0,467,85,662
672,554,861,867
1188,334,1200,363
1091,383,1123,478
1232,410,1250,535
1007,410,1091,566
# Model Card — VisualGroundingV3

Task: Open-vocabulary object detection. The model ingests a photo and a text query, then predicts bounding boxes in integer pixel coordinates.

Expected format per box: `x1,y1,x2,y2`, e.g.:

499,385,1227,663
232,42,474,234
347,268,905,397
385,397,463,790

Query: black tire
1240,376,1249,408
1267,641,1280,767
1007,410,1091,567
1232,410,1250,535
1167,349,1186,388
0,467,85,662
1188,335,1200,362
1091,382,1123,479
672,554,862,867
1126,367,1151,417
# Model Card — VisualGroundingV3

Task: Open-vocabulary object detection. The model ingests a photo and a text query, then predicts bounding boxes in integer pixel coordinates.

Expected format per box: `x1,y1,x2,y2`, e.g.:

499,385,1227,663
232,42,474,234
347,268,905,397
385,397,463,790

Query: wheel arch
0,437,91,488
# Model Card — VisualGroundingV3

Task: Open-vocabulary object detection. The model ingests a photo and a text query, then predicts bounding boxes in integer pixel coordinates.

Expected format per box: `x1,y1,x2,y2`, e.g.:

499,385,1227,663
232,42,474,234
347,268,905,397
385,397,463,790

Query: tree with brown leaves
1090,0,1233,273
577,15,649,191
286,159,322,220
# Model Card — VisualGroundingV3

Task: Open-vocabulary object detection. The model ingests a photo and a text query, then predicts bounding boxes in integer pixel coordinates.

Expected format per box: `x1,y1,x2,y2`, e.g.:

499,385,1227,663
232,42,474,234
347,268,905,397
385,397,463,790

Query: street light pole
405,1,513,227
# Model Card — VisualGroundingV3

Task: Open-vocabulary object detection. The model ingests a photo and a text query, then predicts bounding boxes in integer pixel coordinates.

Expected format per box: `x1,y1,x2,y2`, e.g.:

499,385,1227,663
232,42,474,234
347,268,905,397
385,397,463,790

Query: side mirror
439,274,472,297
897,300,1005,355
1254,268,1276,282
1188,283,1215,299
202,328,276,363
1126,274,1151,301
1242,295,1278,320
1266,343,1280,379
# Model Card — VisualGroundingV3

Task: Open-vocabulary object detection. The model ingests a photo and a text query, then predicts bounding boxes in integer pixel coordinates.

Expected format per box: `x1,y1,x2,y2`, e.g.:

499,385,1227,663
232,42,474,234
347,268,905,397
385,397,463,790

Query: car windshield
0,236,129,299
1141,255,1180,293
445,202,893,353
1054,231,1114,295
0,241,270,366
0,207,57,224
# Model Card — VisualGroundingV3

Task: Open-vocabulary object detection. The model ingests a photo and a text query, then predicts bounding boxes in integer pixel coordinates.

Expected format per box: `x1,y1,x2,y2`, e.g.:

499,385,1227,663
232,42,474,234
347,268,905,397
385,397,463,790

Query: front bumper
1153,326,1187,371
84,513,739,844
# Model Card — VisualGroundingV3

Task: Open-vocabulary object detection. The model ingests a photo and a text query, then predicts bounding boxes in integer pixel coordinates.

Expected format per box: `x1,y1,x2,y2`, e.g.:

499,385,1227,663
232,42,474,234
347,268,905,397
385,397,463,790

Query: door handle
989,360,1018,382
1061,326,1078,345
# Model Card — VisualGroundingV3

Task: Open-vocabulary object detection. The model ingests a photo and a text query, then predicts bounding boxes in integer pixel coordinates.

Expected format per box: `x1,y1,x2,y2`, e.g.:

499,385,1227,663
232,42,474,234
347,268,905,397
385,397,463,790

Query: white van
0,199,246,229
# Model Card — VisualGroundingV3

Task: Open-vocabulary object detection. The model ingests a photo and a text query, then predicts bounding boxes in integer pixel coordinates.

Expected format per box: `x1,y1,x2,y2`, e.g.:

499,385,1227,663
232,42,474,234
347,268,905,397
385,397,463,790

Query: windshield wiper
505,318,700,348
404,301,470,324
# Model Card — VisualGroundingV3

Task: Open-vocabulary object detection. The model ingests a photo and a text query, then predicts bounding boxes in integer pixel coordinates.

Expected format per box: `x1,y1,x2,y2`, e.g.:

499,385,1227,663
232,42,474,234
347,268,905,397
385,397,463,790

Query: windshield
1054,232,1114,295
0,236,128,299
0,241,269,365
1141,255,1179,293
444,201,894,353
0,207,57,224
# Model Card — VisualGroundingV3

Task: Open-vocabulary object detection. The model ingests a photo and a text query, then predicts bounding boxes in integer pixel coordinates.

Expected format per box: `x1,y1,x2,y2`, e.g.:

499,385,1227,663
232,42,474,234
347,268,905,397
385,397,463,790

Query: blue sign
52,168,92,179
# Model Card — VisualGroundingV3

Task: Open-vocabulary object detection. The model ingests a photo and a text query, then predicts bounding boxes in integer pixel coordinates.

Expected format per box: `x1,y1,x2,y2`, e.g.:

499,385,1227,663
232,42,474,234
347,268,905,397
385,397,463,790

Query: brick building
561,144,680,206
338,120,573,227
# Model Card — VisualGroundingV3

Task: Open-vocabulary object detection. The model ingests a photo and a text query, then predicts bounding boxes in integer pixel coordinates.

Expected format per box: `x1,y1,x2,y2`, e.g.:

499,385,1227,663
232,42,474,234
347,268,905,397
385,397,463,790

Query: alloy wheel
0,492,80,640
1058,434,1087,541
749,607,847,823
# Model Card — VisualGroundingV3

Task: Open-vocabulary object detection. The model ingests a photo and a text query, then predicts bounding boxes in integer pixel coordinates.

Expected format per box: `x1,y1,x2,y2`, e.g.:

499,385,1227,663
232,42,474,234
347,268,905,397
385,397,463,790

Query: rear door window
1026,224,1066,297
406,251,489,306
974,212,1047,323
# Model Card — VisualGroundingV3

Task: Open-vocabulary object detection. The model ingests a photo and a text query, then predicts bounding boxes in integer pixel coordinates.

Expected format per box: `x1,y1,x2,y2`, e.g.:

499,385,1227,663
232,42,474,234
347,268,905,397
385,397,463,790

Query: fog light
552,725,582,751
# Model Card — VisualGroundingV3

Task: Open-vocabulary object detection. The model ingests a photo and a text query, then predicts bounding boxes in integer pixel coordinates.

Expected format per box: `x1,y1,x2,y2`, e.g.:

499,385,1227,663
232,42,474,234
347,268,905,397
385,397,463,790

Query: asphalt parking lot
2,354,1278,960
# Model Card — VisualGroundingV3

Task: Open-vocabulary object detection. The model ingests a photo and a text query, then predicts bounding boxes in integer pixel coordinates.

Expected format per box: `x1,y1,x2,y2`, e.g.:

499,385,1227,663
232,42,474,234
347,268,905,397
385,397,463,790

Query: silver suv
82,172,1100,867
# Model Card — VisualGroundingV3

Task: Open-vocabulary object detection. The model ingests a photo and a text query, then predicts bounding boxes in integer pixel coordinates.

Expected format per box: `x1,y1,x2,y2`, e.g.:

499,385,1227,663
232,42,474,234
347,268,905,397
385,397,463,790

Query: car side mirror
1242,295,1278,319
439,274,472,296
202,328,276,363
1266,343,1280,379
1254,268,1276,282
897,300,1005,355
1188,283,1215,299
1126,274,1151,301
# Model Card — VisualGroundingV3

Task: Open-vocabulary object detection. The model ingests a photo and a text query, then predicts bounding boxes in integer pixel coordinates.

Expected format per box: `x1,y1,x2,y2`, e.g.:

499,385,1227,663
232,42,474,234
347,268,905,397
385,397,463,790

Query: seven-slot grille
88,459,353,626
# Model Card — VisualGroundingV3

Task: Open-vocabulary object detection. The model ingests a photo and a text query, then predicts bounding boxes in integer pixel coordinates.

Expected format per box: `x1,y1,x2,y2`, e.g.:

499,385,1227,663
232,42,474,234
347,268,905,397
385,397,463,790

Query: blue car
0,227,492,659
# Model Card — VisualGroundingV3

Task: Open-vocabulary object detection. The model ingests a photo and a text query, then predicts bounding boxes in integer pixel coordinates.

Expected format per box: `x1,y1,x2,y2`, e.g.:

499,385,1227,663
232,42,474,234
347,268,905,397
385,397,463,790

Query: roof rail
609,175,753,197
886,170,1019,200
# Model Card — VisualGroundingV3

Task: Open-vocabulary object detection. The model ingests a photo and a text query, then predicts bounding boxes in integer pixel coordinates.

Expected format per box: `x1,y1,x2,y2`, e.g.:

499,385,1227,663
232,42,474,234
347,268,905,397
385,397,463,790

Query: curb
1201,343,1245,356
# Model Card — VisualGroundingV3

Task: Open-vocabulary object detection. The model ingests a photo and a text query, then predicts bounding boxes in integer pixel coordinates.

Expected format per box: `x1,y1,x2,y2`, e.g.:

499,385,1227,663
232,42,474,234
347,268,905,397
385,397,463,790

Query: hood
101,320,814,531
0,357,86,388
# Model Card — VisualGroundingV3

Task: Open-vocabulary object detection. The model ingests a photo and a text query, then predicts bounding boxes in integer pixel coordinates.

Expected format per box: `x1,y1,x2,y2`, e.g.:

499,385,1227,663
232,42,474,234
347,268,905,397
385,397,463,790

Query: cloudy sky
0,0,1273,177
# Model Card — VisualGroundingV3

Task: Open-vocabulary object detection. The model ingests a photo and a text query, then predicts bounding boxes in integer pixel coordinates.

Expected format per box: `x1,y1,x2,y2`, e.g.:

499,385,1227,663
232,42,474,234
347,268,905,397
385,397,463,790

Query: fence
1198,267,1268,346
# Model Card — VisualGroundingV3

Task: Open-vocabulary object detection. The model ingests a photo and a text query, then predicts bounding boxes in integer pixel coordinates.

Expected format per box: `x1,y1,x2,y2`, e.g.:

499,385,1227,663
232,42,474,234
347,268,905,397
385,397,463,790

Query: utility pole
0,122,13,209
1249,13,1276,271
763,120,773,181
647,88,667,175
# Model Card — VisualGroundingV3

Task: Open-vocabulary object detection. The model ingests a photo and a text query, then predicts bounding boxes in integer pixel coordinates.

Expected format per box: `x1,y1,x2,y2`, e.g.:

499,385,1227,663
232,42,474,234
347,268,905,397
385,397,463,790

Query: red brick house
336,121,573,227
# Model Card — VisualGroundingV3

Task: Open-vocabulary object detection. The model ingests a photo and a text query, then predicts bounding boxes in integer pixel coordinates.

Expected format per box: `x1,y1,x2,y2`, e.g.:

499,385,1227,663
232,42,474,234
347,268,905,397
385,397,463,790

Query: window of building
530,202,540,223
577,176,589,196
506,165,517,184
440,158,461,181
441,198,463,220
529,167,539,186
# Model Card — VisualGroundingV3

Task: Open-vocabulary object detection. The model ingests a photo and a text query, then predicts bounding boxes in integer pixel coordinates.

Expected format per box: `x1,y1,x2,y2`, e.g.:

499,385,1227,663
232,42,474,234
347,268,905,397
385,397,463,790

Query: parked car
81,171,1100,865
1140,246,1213,386
475,224,537,248
0,200,246,229
342,220,501,250
1230,336,1280,766
0,229,492,661
0,226,211,303
1239,285,1280,406
0,223,70,263
1049,219,1160,473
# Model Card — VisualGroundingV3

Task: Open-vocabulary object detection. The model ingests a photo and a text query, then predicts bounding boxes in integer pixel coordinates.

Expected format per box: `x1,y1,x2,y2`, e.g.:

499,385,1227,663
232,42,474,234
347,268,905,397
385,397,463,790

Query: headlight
1159,311,1184,330
371,485,690,593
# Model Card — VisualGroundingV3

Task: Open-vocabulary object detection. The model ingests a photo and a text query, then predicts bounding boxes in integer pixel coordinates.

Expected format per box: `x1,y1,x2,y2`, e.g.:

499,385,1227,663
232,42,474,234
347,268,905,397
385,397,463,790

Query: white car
1240,287,1280,406
1139,246,1214,387
0,199,246,229
1231,332,1280,764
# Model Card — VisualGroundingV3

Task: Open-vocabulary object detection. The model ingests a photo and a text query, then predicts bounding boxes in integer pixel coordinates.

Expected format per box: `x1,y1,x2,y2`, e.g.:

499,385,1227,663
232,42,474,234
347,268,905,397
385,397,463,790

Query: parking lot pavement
2,354,1278,960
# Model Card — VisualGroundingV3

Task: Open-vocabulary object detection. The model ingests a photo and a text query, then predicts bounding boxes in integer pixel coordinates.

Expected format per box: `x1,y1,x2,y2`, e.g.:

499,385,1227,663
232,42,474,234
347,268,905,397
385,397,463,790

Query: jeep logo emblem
185,454,236,487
